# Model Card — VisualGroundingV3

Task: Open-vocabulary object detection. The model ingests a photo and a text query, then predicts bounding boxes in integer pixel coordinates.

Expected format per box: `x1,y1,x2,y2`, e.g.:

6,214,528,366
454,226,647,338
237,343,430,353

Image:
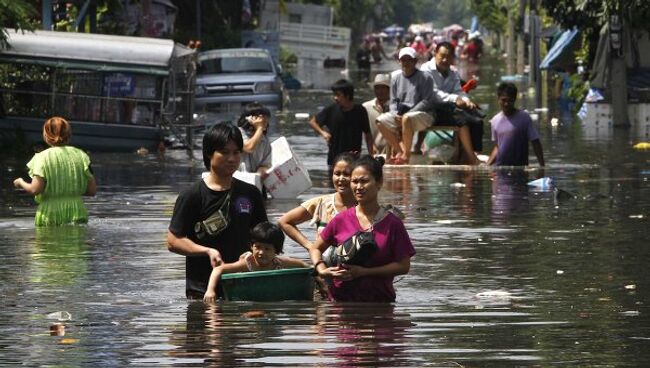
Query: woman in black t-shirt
167,123,267,299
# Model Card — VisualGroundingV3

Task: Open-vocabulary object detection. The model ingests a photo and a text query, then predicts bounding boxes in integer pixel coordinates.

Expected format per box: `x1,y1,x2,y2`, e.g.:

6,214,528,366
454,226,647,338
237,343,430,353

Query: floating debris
633,142,650,150
242,310,266,318
46,311,71,321
294,113,310,120
620,311,640,317
50,323,65,336
476,290,512,299
450,182,466,188
625,284,637,290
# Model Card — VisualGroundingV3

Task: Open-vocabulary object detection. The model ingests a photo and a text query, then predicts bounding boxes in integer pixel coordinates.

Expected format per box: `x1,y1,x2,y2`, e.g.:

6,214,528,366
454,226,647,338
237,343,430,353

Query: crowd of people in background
356,27,484,78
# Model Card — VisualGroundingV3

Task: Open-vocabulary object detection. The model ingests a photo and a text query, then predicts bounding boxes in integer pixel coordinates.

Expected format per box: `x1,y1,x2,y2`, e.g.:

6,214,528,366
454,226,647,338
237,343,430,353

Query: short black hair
497,82,518,99
332,151,358,167
352,155,385,182
331,79,354,101
435,41,455,55
250,221,285,254
237,102,271,132
202,122,244,170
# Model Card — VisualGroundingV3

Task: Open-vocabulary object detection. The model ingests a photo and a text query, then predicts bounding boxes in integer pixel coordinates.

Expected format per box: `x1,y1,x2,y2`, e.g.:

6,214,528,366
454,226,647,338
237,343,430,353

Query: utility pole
141,0,151,36
42,0,53,30
506,9,515,75
516,0,526,75
609,13,629,127
196,0,202,41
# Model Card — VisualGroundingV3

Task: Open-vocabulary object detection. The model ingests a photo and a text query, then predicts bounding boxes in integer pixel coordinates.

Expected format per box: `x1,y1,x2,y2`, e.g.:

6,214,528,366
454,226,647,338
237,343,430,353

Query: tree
540,0,650,67
469,0,511,34
0,0,37,48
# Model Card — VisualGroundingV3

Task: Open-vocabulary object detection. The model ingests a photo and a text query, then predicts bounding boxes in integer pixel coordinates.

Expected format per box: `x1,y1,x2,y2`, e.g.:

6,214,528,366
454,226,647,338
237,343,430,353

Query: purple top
319,207,415,302
490,110,540,166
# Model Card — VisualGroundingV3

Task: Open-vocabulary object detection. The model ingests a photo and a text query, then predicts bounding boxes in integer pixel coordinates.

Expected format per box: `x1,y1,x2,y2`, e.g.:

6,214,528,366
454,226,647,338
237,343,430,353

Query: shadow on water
1,53,650,366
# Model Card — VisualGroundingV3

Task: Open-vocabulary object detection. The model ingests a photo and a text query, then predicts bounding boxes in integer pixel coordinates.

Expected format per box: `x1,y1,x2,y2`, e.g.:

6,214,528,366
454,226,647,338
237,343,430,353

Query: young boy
308,79,374,171
487,82,545,166
203,222,308,303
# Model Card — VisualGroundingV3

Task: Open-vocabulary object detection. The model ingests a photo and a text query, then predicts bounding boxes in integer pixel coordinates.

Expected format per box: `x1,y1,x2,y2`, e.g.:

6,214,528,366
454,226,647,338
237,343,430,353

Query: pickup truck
194,48,284,114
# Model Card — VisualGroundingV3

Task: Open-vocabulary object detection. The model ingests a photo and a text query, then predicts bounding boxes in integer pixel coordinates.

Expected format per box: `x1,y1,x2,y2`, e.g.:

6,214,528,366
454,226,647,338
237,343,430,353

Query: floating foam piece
527,177,555,191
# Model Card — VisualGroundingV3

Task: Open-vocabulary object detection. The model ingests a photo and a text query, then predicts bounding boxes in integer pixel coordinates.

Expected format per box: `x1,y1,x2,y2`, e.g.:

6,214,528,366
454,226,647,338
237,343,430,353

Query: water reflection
31,226,89,286
490,170,532,224
312,303,414,367
1,53,650,366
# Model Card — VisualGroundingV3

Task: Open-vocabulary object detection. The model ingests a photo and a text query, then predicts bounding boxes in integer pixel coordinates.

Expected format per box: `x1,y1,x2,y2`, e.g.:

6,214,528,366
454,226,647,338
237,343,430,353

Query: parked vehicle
194,48,284,115
0,29,196,152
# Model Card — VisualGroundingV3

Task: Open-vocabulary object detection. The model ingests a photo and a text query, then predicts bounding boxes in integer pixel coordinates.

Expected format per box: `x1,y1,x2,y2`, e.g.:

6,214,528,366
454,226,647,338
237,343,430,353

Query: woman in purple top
309,155,415,302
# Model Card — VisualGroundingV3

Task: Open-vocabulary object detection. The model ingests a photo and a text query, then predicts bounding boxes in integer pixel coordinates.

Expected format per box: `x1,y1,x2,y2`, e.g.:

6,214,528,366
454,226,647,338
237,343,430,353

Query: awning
540,29,580,70
0,29,193,75
0,55,170,75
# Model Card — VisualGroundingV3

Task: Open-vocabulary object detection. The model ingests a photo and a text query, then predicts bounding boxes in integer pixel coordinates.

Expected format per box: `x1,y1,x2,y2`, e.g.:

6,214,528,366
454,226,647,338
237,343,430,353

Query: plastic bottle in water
527,177,554,190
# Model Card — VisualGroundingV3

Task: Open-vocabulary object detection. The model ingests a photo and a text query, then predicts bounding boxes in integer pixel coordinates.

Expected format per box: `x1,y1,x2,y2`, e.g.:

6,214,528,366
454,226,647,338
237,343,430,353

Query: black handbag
323,230,377,267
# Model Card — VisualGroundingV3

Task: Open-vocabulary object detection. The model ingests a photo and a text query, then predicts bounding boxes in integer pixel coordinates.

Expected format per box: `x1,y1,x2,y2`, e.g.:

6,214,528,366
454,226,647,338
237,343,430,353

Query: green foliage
469,0,511,34
279,45,297,73
540,0,650,66
0,0,37,48
567,73,589,112
173,0,243,49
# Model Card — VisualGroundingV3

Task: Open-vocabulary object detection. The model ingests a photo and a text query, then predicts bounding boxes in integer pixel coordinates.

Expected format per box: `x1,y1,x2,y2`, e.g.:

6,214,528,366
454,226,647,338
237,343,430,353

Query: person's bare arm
85,176,97,196
203,260,248,303
531,139,545,167
242,127,265,153
278,206,314,250
486,145,498,165
13,176,45,195
242,116,268,153
364,132,374,156
167,230,222,267
309,116,331,144
278,256,309,268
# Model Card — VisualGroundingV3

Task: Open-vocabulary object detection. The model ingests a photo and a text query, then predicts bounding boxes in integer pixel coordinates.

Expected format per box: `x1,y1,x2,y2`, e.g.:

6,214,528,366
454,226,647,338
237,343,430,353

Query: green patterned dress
26,146,93,226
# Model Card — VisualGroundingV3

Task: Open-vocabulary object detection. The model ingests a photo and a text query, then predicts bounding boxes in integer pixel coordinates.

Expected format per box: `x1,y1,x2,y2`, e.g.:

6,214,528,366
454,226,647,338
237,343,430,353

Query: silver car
194,48,284,115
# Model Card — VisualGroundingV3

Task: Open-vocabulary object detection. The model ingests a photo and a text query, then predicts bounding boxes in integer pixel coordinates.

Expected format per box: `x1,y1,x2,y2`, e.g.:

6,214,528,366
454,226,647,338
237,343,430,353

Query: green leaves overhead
0,0,37,49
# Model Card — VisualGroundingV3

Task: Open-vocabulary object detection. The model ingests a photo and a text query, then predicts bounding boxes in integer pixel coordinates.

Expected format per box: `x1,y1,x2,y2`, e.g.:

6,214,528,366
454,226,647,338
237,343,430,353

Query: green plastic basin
220,267,314,301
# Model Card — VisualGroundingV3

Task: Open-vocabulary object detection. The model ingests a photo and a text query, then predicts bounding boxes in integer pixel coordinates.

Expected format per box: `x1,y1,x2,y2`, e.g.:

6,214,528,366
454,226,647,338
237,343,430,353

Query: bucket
220,267,314,301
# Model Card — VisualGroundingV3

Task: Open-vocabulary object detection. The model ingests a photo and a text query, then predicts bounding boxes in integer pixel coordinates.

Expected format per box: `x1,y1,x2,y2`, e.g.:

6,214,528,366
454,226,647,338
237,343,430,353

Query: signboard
103,73,135,97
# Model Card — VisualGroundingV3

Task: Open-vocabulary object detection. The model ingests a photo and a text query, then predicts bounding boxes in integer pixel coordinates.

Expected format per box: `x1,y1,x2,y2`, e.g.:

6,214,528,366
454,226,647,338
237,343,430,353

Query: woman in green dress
13,116,97,226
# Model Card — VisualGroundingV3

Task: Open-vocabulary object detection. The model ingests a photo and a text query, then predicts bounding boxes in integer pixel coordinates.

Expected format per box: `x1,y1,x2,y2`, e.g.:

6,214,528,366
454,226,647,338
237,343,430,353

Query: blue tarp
470,16,479,33
540,29,580,70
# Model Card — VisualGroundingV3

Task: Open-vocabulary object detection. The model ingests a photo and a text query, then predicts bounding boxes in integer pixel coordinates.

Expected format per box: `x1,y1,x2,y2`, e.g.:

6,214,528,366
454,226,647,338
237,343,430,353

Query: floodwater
1,54,649,367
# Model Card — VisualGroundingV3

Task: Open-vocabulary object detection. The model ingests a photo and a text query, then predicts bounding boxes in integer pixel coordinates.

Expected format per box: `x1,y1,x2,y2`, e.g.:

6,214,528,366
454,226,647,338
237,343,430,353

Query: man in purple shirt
487,83,545,166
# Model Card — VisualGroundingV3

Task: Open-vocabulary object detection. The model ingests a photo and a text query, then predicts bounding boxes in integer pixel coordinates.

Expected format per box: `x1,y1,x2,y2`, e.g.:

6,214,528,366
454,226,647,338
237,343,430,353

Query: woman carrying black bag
309,155,415,302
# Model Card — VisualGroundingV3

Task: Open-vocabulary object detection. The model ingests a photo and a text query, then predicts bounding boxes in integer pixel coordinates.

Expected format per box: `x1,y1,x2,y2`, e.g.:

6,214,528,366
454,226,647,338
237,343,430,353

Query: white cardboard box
202,171,263,192
233,170,263,192
263,137,312,199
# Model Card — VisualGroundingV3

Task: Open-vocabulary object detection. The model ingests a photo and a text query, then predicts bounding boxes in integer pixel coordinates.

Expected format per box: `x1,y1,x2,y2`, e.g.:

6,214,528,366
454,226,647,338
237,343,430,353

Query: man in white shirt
420,42,482,164
362,73,390,153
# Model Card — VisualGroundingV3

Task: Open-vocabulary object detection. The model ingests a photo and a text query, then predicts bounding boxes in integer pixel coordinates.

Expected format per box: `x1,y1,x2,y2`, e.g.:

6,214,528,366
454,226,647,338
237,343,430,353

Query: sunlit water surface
1,55,649,367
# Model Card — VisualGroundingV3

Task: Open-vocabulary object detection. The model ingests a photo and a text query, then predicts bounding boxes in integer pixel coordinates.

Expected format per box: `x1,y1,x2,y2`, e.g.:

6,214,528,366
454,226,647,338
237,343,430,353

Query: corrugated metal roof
1,29,191,73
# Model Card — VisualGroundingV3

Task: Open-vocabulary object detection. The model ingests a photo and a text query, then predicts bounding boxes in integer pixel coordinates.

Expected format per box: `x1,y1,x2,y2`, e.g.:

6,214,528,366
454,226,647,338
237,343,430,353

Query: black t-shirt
169,178,267,294
315,103,370,165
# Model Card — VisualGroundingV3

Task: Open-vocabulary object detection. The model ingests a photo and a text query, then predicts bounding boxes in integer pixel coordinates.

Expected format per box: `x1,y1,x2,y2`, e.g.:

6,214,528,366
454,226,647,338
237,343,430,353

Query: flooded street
1,54,650,366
